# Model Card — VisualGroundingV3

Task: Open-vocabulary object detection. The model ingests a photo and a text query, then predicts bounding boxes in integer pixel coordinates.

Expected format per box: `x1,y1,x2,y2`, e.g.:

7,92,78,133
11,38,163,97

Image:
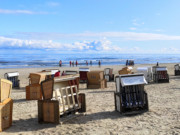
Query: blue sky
0,0,180,54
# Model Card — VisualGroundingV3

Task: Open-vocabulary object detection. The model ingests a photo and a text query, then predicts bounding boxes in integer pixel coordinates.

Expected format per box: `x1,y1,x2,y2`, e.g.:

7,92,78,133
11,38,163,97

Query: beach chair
38,78,85,124
115,74,149,114
152,66,169,83
174,64,180,76
119,67,132,75
4,72,20,88
79,68,90,83
104,68,114,82
87,71,107,89
137,67,152,82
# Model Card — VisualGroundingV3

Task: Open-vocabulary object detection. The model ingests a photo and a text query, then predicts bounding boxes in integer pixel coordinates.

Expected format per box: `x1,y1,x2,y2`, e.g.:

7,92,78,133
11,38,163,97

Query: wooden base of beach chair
114,89,149,115
38,100,59,124
87,79,107,89
26,84,42,100
0,98,13,132
153,74,169,83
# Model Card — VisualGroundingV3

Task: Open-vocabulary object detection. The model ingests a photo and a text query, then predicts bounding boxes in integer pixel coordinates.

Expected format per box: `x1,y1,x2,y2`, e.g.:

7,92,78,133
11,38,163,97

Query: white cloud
13,31,180,41
46,2,60,7
129,27,137,30
0,36,123,52
0,9,48,14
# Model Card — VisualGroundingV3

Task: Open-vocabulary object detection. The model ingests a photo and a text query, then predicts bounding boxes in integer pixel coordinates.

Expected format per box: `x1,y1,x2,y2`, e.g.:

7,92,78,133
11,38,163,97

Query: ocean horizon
0,51,180,69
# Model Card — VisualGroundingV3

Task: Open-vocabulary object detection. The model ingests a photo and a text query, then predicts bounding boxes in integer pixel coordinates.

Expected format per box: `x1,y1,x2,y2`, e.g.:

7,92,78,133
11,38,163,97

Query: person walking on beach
98,60,101,67
76,60,78,67
90,60,92,66
70,61,72,67
72,61,74,67
126,60,128,66
59,60,62,67
86,61,88,66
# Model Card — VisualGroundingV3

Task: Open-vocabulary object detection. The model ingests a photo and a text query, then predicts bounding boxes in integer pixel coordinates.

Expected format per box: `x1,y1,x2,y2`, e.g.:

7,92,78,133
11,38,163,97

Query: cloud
46,2,60,7
0,36,122,52
129,27,137,30
0,9,48,14
14,31,180,41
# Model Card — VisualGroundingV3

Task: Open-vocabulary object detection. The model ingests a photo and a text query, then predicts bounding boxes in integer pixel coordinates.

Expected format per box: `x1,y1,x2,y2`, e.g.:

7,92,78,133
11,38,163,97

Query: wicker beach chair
174,64,180,76
104,68,114,82
115,74,149,114
4,72,20,88
152,66,169,83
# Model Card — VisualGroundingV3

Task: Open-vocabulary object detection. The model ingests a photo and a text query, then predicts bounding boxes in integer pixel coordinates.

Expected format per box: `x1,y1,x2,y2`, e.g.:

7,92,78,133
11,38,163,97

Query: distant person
132,60,134,66
59,60,62,67
54,71,60,77
72,61,74,67
76,60,78,67
61,71,65,76
126,60,128,66
98,60,101,67
70,61,72,67
86,61,88,66
156,62,159,66
90,60,92,66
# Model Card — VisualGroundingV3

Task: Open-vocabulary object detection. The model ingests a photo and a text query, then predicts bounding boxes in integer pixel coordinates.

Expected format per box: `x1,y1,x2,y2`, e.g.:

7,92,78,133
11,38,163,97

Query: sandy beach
0,63,180,135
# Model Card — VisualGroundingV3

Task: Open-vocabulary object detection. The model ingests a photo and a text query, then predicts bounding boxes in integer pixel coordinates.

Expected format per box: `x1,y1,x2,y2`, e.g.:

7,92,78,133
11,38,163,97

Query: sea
0,52,180,69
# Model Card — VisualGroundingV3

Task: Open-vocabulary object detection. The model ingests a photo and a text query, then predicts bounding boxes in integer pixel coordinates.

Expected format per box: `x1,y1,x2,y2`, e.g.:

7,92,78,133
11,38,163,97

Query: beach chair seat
115,74,148,114
4,72,20,88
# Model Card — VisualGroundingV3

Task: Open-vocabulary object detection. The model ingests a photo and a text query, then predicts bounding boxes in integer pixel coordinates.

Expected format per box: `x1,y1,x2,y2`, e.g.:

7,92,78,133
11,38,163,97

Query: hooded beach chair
4,72,20,88
104,68,114,81
118,67,132,75
87,71,107,89
137,67,152,82
152,66,169,83
115,73,149,114
174,64,180,76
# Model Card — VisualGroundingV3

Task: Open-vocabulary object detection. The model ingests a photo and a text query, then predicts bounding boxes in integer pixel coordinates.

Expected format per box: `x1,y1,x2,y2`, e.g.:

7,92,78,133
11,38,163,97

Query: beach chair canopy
156,67,167,71
137,67,148,72
79,68,90,72
119,74,147,87
4,72,19,78
104,68,113,75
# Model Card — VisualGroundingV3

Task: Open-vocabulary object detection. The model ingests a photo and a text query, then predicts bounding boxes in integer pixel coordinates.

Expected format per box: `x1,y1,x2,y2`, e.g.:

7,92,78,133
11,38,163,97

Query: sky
0,0,180,54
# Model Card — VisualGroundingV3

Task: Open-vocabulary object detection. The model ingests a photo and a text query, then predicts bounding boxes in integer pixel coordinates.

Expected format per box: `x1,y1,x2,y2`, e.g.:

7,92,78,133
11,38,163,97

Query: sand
0,63,180,135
